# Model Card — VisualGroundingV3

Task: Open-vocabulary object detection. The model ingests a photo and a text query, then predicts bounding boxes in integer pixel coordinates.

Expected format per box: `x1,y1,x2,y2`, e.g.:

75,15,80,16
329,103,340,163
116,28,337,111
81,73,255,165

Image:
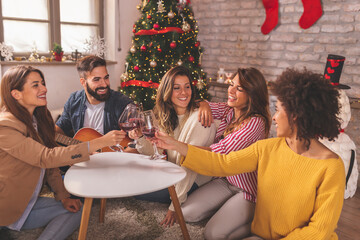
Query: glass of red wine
140,110,166,160
118,104,142,148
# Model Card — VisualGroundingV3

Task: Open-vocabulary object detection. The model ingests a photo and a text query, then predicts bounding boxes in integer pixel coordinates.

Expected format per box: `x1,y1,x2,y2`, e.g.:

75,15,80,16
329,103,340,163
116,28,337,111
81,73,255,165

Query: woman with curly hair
155,68,345,239
130,66,216,227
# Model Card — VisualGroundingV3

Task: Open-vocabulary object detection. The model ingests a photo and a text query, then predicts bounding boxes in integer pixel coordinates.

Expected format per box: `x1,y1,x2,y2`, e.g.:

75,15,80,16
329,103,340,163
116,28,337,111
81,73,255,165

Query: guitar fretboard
55,133,82,146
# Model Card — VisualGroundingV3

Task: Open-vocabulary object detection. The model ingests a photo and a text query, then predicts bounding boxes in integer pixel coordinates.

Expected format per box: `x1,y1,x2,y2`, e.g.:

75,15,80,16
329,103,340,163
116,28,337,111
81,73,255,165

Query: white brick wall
192,0,360,98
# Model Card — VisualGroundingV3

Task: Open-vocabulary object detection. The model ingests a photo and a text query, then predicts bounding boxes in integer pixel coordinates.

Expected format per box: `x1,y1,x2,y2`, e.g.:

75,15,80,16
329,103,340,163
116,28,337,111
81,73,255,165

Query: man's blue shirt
56,89,133,136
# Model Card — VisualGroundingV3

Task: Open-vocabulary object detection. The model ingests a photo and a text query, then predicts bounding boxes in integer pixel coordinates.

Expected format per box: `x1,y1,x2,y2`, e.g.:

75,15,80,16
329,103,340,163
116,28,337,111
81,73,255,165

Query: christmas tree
119,0,209,110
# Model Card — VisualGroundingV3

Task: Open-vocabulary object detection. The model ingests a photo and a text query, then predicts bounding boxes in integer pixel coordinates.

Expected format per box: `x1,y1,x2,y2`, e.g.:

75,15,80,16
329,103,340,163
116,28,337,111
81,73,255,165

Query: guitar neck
55,133,82,146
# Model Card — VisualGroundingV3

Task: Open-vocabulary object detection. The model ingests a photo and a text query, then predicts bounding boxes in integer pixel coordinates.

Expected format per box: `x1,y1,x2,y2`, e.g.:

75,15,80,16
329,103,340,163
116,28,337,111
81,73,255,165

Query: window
0,0,103,54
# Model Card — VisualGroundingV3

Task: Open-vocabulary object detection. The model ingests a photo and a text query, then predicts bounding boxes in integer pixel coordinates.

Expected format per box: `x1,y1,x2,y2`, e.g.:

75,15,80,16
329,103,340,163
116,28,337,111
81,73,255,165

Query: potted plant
53,43,63,61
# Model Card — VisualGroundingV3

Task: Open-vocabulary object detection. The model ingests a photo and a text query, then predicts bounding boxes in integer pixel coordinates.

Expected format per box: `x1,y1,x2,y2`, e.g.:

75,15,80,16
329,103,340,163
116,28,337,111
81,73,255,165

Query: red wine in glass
142,127,156,138
119,122,136,132
129,118,143,128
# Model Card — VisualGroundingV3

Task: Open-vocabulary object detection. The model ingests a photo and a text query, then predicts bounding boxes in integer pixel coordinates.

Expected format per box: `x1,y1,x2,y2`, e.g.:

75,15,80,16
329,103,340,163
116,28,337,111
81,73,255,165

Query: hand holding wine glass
118,104,142,148
140,110,166,160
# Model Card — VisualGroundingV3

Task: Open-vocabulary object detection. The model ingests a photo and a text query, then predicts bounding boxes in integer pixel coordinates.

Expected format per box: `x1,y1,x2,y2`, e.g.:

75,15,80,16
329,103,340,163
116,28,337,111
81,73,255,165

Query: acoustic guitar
55,127,131,152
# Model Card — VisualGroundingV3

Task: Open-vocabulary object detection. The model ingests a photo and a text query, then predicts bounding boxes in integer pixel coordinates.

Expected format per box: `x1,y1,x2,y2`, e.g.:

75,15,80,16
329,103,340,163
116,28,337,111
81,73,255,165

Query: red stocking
261,0,279,35
299,0,323,29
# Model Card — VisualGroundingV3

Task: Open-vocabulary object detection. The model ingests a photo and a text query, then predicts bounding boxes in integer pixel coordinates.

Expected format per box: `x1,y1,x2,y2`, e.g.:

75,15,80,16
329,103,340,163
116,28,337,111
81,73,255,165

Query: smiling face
227,74,249,112
81,66,110,104
12,71,47,115
272,100,294,138
171,75,192,115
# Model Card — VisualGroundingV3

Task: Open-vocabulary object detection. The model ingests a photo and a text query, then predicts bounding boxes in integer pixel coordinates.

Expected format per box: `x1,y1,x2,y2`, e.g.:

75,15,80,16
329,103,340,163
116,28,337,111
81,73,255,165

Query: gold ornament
189,15,194,20
182,21,190,32
177,60,183,66
168,10,175,19
136,4,141,10
197,79,204,90
130,46,136,53
142,21,146,25
121,73,129,81
150,60,157,67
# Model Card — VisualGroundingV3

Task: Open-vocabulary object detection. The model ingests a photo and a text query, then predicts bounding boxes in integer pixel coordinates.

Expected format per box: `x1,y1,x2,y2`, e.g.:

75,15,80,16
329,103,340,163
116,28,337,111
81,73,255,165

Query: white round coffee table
64,152,189,240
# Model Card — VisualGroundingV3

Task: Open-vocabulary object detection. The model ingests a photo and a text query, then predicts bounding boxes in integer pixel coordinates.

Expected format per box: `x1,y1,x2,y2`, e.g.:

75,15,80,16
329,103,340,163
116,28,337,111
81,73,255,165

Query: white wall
0,1,140,111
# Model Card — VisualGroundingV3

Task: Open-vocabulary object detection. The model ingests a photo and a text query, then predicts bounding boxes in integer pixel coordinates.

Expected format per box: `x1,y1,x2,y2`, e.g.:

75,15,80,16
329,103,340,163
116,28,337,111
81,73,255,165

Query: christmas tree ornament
299,0,323,29
121,72,129,81
188,56,194,62
130,45,136,53
134,65,140,72
195,41,200,47
147,15,151,19
153,23,160,30
177,60,183,66
148,80,153,84
168,10,175,19
196,78,205,90
140,45,147,52
170,41,177,49
189,15,194,20
132,29,136,33
261,0,279,34
182,21,191,32
157,47,162,52
136,4,141,10
157,0,165,13
151,94,156,100
150,60,157,67
148,42,153,48
142,21,146,25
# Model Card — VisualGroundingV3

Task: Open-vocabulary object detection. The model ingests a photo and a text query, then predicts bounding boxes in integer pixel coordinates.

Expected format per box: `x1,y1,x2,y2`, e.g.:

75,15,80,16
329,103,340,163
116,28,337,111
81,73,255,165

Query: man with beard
55,55,133,147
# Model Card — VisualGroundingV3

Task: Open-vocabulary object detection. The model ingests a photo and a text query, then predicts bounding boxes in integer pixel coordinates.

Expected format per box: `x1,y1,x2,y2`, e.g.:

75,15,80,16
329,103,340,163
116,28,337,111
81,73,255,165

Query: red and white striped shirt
209,102,266,203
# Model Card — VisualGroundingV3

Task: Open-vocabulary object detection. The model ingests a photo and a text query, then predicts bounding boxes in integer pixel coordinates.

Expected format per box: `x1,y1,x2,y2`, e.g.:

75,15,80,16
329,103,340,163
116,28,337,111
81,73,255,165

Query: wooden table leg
99,198,107,223
78,197,93,240
168,186,190,240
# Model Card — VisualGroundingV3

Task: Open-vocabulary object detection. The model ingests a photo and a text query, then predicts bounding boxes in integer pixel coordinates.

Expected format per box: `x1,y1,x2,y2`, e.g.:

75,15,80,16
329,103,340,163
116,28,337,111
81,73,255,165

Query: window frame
0,0,104,56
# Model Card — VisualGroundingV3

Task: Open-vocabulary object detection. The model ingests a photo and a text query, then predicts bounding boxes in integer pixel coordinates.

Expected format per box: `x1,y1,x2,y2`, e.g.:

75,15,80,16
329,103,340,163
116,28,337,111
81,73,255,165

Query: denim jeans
21,197,82,240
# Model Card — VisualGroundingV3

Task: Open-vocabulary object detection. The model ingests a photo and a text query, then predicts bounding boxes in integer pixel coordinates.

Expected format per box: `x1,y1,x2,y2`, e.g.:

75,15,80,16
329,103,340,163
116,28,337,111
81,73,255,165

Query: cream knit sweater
136,109,216,211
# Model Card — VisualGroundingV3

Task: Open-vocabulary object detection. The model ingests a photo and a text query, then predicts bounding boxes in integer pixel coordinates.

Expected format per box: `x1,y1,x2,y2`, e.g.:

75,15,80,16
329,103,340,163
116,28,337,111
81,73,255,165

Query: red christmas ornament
134,66,140,72
148,80,153,84
140,45,147,52
147,15,151,19
195,41,200,47
170,41,177,49
153,23,160,30
132,29,136,33
157,48,162,53
188,56,195,62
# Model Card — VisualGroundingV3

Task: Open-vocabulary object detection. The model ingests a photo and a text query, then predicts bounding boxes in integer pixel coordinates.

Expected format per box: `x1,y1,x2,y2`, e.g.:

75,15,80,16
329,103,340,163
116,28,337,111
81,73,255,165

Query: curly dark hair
272,68,341,147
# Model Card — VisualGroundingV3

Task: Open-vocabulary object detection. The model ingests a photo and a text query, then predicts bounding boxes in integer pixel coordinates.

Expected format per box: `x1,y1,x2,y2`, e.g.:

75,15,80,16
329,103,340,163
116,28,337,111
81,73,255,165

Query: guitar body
56,127,132,152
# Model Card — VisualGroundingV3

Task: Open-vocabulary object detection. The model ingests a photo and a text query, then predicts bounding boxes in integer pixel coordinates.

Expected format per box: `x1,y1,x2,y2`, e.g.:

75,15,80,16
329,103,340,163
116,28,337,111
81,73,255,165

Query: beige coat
0,112,89,226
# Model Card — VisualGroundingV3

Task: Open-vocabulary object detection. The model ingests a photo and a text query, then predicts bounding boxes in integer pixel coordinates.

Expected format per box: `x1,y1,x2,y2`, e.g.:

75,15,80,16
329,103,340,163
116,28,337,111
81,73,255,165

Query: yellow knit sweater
182,137,345,240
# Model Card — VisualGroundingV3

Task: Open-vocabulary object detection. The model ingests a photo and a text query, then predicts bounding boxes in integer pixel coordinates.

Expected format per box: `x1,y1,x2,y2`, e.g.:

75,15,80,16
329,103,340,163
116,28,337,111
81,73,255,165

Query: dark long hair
0,65,57,148
153,66,196,134
224,68,271,137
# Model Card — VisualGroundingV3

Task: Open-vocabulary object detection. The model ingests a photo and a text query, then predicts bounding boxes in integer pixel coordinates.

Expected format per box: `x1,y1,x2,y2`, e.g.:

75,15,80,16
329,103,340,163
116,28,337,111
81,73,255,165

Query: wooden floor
335,187,360,239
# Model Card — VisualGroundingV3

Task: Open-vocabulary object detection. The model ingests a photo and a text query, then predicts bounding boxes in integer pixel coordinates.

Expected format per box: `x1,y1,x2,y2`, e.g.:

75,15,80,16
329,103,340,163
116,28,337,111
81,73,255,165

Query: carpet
2,197,207,240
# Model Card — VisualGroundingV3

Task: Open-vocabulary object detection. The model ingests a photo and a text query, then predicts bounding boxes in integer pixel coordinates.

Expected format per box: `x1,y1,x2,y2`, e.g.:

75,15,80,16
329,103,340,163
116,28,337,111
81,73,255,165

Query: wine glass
118,104,142,148
140,110,166,160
